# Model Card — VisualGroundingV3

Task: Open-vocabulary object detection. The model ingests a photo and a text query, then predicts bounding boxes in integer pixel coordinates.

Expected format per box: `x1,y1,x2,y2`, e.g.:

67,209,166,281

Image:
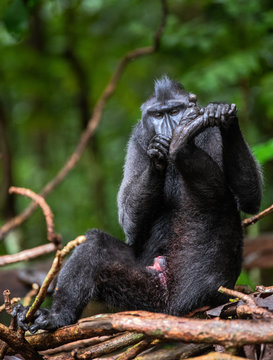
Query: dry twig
0,242,56,266
134,343,210,360
0,322,42,360
0,297,20,313
74,332,144,359
41,335,118,355
0,0,168,241
242,204,273,228
185,353,248,360
218,286,273,319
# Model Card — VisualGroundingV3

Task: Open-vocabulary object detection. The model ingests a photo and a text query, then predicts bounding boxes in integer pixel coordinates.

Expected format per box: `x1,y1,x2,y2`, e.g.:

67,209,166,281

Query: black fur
13,76,262,332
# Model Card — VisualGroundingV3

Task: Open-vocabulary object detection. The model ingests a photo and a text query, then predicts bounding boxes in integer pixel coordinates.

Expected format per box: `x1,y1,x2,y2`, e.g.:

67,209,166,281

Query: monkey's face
141,93,196,140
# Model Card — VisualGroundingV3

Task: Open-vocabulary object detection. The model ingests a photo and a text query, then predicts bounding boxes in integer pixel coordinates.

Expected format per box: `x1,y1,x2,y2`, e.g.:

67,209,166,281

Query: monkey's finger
215,105,222,119
147,148,165,160
221,104,229,115
208,104,216,118
228,103,237,115
202,109,209,124
150,135,170,149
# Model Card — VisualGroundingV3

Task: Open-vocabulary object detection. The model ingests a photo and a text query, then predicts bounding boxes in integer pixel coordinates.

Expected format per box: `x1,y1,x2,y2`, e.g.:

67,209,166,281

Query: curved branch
8,186,61,246
0,0,168,241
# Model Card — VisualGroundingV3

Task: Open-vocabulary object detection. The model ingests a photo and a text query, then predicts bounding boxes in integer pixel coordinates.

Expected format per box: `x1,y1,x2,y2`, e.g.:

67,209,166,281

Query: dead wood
134,343,211,360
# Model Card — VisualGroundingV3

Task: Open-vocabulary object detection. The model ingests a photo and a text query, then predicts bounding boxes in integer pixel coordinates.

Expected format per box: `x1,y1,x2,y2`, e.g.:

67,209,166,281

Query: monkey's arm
202,103,262,214
220,119,262,214
118,132,166,248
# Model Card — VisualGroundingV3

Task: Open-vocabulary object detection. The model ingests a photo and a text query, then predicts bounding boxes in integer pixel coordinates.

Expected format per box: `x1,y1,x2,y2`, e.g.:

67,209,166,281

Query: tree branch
0,242,56,266
0,0,168,241
75,332,144,359
242,204,273,228
24,311,273,351
8,186,61,246
219,286,273,319
0,322,42,360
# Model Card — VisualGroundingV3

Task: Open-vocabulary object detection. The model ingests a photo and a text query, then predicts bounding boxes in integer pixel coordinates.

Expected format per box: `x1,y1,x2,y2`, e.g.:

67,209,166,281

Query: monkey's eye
153,112,164,119
169,108,180,116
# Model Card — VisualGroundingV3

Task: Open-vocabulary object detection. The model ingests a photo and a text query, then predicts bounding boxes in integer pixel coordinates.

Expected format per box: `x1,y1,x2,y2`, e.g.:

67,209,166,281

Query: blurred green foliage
0,0,272,259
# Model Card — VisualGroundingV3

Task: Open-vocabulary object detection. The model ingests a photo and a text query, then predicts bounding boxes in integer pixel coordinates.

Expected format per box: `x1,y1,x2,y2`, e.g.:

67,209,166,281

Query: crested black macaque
13,76,262,332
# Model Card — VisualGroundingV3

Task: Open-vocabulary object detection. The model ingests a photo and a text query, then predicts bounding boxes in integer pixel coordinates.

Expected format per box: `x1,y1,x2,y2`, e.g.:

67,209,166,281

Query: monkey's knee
85,228,105,242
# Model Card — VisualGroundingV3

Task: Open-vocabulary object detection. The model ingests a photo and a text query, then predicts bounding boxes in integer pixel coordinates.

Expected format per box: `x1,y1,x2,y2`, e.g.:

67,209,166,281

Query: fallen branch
26,235,86,321
134,343,211,360
41,335,118,355
242,204,273,227
185,353,247,360
116,338,153,360
24,311,273,351
0,322,42,360
0,0,168,241
75,332,144,359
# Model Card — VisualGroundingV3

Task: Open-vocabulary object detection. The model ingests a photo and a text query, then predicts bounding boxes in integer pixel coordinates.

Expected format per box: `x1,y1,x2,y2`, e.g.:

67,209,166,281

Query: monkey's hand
12,304,59,333
203,103,237,128
147,134,171,171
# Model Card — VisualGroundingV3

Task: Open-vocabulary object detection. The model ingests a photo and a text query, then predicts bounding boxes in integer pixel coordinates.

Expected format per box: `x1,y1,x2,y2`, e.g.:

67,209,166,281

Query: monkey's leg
13,229,167,332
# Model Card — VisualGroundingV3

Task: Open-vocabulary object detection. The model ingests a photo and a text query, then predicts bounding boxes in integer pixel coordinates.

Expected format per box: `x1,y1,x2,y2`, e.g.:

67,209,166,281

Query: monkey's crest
154,75,186,103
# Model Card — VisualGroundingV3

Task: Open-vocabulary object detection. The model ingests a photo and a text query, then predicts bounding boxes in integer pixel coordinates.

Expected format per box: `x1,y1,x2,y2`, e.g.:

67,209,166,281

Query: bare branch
8,186,61,246
0,242,56,266
0,0,168,241
242,204,273,228
75,332,144,359
218,286,256,307
218,286,273,319
3,290,13,315
25,311,273,351
0,297,20,313
184,353,247,360
0,322,42,360
116,338,152,360
134,343,211,360
40,335,118,355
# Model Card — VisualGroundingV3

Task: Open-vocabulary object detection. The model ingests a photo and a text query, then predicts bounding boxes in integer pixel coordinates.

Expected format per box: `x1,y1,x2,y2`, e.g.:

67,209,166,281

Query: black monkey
13,76,262,332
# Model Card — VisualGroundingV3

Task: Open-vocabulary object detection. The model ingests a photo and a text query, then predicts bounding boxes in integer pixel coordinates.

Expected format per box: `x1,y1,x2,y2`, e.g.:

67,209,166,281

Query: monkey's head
140,76,198,142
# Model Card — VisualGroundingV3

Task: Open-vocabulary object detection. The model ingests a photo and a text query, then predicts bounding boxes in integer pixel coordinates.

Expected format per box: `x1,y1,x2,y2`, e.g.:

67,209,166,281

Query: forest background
0,0,273,289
